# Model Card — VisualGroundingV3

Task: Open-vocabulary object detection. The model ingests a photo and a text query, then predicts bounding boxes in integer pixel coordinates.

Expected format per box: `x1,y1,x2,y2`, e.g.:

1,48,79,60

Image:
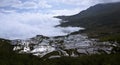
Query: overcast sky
0,0,120,15
0,0,120,39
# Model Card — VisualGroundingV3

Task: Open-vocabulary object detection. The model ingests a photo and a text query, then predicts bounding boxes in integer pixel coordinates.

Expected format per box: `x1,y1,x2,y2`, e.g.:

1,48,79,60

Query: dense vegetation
56,2,120,43
0,38,44,65
0,38,120,65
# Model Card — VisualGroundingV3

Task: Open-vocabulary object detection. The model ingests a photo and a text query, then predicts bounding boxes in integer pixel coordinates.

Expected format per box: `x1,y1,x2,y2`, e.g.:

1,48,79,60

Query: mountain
56,2,120,42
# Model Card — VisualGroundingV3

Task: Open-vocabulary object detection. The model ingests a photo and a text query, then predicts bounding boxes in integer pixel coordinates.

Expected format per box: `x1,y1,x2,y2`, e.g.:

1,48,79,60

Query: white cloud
0,0,52,9
0,0,120,9
13,0,52,9
0,9,16,13
99,0,120,3
50,0,120,8
0,0,22,7
12,1,38,9
50,0,97,6
0,12,81,39
1,0,119,13
37,0,52,8
51,8,82,16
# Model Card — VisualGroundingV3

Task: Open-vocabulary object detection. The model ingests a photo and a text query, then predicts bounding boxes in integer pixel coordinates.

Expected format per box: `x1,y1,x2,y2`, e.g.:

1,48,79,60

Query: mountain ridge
56,2,120,42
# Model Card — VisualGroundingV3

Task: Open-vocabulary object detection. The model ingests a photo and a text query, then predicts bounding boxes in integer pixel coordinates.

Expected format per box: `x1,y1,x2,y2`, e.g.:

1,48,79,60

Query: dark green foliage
99,33,120,42
42,51,59,59
0,38,120,65
0,39,44,65
45,54,120,65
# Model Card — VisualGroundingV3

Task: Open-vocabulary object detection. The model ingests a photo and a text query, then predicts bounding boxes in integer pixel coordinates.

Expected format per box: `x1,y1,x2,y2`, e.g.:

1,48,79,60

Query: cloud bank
0,12,82,39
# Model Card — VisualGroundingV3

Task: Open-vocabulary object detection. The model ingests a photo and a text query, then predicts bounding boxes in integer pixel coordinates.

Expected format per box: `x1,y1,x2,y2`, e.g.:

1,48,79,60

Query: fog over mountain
0,0,120,39
0,13,82,39
0,1,120,65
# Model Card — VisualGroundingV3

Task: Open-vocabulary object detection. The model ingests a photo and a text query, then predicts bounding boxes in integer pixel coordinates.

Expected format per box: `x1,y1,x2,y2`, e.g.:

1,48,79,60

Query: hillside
0,37,120,65
56,2,120,42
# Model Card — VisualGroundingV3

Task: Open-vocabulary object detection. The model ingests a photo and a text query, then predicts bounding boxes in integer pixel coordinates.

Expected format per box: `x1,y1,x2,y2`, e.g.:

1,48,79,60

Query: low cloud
0,12,81,39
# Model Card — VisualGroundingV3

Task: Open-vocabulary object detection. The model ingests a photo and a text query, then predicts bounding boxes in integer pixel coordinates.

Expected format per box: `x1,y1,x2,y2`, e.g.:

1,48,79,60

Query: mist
0,12,83,40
